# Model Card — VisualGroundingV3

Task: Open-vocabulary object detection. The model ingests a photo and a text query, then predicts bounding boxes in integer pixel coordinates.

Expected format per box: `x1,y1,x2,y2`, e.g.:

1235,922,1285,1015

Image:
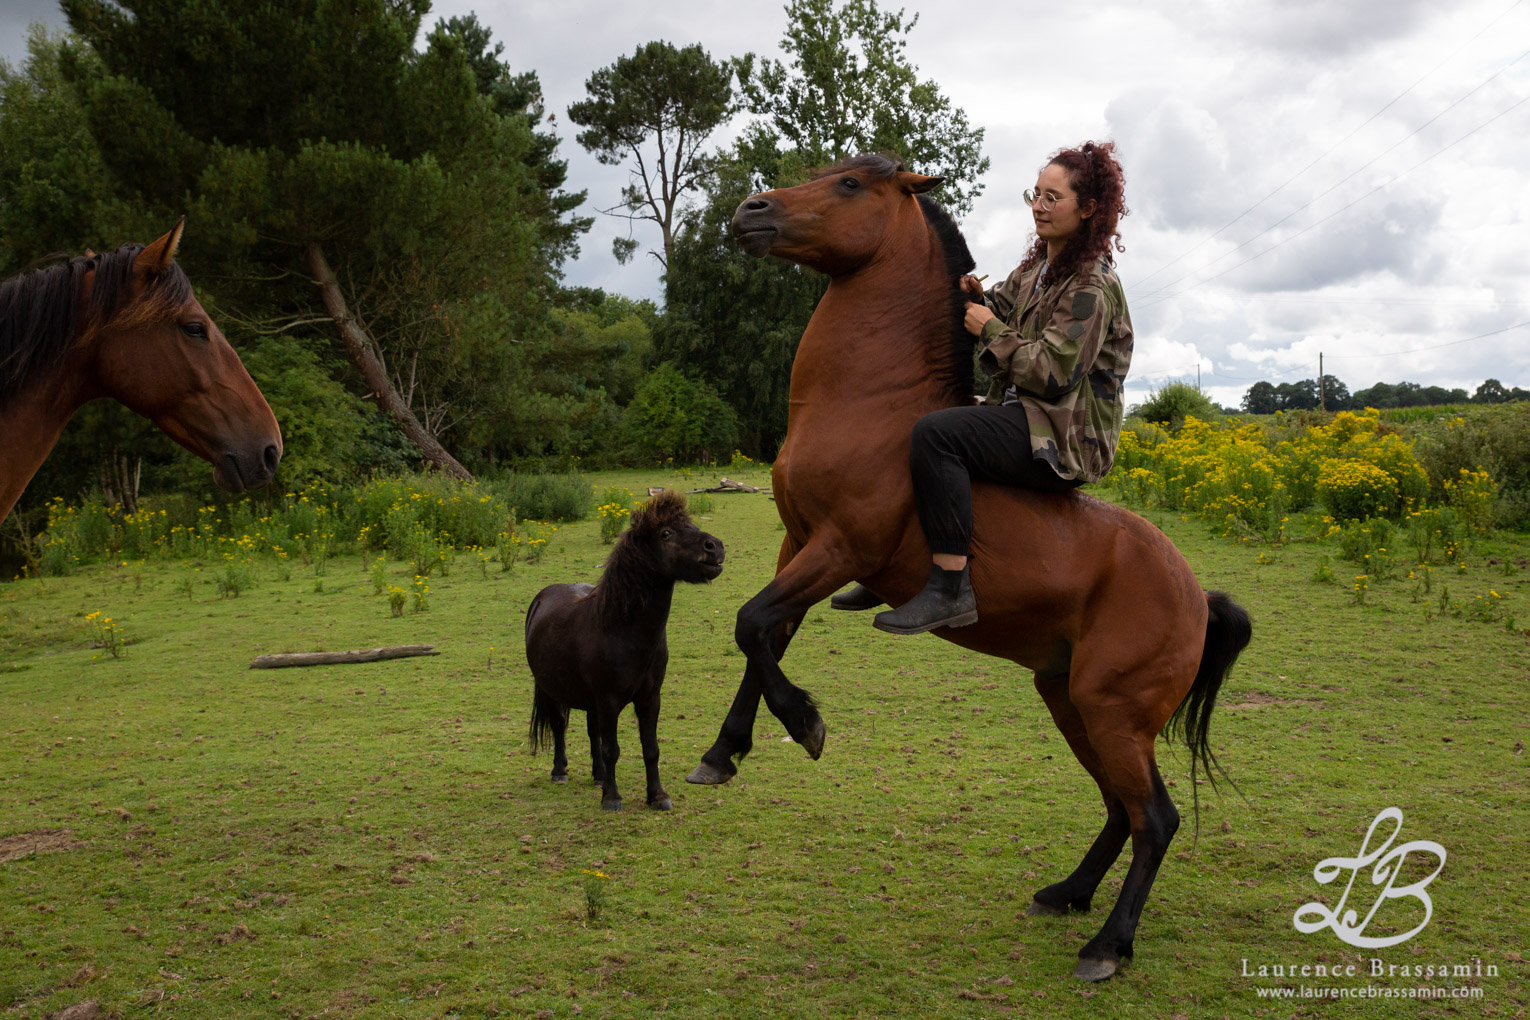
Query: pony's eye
181,321,208,340
660,529,673,541
841,176,860,191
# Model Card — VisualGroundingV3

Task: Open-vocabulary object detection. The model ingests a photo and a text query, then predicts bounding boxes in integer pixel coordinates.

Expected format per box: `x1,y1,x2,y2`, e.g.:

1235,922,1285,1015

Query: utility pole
1197,364,1201,391
1319,352,1325,412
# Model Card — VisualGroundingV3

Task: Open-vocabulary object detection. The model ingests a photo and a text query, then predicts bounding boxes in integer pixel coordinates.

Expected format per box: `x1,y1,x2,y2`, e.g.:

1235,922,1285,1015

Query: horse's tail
1167,590,1252,831
528,685,563,756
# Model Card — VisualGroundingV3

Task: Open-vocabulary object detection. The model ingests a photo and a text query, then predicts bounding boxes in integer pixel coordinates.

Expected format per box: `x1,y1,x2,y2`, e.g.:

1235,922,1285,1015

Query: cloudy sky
4,0,1528,409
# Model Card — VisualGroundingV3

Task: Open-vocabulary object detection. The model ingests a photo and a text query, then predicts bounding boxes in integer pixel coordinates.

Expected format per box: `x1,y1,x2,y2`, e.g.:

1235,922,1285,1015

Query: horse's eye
181,321,208,340
660,529,673,541
841,176,860,191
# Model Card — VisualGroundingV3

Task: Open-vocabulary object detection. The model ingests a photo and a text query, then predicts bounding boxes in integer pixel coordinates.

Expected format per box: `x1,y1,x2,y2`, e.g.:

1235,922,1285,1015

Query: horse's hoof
550,774,569,784
684,762,734,786
800,715,827,760
601,799,623,812
1073,957,1119,982
649,795,673,811
1026,899,1067,917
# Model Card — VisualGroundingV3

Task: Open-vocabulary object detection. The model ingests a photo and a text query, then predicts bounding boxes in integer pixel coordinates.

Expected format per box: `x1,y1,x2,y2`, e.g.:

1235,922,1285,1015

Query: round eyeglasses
1025,188,1079,212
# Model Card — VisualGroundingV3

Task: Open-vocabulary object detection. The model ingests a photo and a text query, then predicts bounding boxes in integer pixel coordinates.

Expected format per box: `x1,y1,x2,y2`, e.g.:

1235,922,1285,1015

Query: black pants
910,403,1082,557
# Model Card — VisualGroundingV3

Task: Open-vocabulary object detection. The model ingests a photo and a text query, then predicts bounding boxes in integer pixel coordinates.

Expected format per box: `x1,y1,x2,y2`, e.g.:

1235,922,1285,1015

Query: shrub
621,363,739,463
596,487,635,544
492,472,591,522
1130,383,1221,431
1319,461,1398,521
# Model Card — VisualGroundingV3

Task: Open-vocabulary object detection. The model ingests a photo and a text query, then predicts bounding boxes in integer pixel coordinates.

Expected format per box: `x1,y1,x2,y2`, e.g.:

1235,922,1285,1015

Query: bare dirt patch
0,828,85,864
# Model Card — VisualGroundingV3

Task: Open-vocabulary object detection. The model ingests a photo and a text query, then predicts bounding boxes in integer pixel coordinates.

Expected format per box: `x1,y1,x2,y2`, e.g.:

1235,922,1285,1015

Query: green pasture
2,466,1528,1018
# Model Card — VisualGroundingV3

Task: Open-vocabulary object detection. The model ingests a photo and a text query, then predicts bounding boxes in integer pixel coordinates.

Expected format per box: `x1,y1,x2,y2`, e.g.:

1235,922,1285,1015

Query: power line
1132,0,1527,291
1325,318,1530,358
1135,89,1530,308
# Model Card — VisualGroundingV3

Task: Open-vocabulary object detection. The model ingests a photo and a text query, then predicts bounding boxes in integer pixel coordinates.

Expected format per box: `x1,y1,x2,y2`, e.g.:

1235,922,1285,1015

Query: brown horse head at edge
0,219,282,523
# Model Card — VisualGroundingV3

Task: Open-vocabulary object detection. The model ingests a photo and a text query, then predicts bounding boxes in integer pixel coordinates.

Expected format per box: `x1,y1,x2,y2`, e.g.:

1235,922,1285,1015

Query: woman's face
1032,162,1096,246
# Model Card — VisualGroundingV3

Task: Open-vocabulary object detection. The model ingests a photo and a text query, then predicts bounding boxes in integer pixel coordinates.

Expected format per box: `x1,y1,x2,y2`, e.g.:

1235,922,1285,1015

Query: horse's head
731,154,944,275
87,220,283,492
623,491,725,584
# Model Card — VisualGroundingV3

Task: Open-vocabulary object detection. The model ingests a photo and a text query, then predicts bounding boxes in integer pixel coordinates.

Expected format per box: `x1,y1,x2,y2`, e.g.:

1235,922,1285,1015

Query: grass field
2,466,1528,1018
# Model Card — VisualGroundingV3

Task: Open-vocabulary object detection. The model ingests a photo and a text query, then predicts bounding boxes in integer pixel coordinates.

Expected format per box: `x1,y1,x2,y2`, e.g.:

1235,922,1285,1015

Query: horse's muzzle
215,443,282,492
732,196,779,257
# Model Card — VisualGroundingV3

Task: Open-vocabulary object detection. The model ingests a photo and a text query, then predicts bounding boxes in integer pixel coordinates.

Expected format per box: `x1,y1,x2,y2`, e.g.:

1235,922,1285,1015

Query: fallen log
250,645,439,669
688,477,765,494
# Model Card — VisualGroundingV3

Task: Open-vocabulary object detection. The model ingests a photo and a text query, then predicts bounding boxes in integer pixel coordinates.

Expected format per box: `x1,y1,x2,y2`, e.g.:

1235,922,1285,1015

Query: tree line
0,0,987,519
1239,377,1529,414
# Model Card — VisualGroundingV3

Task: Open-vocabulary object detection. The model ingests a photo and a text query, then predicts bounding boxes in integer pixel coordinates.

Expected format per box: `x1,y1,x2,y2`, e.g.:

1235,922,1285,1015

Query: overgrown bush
1318,461,1398,522
1129,383,1221,431
1408,405,1530,529
620,363,739,463
491,472,591,523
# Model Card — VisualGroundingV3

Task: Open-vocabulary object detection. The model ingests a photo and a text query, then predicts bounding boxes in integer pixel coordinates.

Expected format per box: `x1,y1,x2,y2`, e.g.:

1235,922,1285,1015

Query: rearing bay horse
0,220,281,524
685,155,1252,982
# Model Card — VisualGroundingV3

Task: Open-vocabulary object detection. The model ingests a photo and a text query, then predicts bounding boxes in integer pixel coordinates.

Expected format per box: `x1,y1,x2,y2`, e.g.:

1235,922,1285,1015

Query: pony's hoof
684,762,734,786
601,799,623,812
648,795,673,811
800,715,827,760
1073,957,1119,982
1026,899,1067,917
550,774,569,784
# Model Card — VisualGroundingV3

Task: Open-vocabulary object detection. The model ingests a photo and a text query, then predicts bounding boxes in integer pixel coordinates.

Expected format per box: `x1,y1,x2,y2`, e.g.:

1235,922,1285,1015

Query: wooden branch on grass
250,645,439,669
687,477,765,494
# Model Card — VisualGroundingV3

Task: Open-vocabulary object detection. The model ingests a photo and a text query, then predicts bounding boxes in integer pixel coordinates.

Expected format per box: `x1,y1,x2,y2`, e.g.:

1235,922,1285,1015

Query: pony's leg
587,712,605,784
1071,733,1180,982
550,704,570,783
1027,669,1131,915
595,704,623,811
634,690,671,810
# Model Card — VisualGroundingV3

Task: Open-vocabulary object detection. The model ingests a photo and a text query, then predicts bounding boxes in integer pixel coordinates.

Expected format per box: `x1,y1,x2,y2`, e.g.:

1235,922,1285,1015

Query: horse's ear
895,173,944,195
137,217,186,274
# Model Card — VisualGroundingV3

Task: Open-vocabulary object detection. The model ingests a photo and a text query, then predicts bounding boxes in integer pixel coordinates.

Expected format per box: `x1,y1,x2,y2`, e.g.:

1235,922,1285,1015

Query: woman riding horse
833,141,1134,634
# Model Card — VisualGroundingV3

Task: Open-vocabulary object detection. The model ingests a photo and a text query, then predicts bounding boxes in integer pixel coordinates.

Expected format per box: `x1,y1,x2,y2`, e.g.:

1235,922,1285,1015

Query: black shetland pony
526,492,725,811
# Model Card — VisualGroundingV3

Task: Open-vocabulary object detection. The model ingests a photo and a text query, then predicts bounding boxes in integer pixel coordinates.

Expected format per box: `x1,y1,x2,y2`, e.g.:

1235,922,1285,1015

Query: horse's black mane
594,491,694,622
917,194,979,406
0,243,192,410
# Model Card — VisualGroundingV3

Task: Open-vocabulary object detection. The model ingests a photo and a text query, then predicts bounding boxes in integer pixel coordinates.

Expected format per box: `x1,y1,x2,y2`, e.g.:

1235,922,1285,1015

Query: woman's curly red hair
1018,140,1129,287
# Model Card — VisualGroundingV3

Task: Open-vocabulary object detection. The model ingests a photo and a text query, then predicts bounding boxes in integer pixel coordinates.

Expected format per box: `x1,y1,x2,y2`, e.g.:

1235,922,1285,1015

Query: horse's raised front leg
688,535,858,784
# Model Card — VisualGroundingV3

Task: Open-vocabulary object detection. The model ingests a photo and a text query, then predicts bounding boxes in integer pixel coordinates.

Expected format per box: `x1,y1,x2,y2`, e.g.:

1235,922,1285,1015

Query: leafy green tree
1240,380,1277,415
621,362,739,463
59,0,589,477
1474,378,1510,404
657,0,988,455
1318,374,1350,411
737,0,989,216
568,41,734,267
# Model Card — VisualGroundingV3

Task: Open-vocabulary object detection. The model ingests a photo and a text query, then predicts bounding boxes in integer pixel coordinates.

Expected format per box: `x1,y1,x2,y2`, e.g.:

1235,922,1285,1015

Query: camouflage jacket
975,256,1133,483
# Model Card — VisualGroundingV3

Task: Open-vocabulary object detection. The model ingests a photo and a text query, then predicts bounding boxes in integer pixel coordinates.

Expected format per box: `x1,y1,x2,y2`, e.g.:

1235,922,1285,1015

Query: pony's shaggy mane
594,491,695,623
0,243,194,410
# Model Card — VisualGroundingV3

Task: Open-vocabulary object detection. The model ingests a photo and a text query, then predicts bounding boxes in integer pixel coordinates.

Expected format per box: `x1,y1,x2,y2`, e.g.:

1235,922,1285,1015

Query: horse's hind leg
1028,670,1131,916
587,712,605,785
1073,734,1180,982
